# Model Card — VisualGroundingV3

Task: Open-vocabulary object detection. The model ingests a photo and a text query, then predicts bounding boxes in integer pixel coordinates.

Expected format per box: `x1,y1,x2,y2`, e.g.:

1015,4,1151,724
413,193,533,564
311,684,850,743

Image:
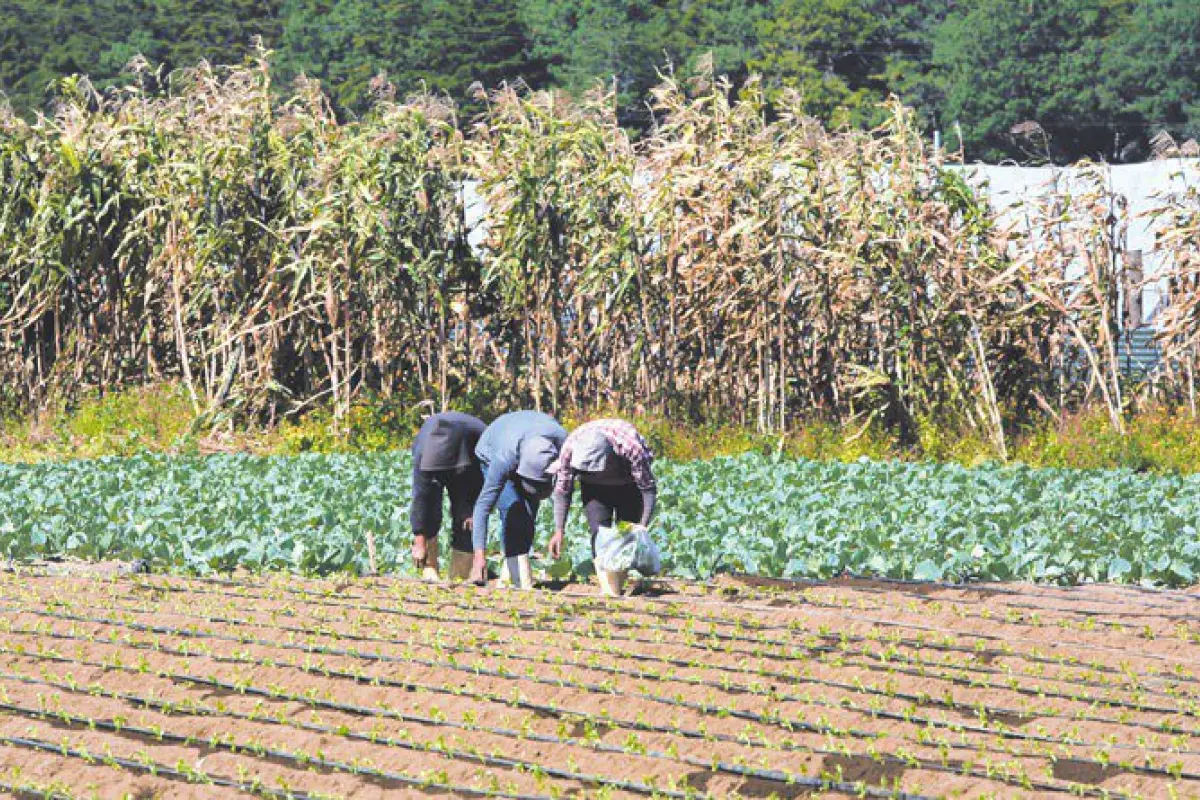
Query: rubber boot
499,555,533,590
421,537,440,582
448,550,474,582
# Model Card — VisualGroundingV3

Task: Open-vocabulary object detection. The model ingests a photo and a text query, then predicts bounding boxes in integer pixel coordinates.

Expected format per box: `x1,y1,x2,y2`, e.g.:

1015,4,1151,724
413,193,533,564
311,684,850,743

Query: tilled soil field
0,573,1197,799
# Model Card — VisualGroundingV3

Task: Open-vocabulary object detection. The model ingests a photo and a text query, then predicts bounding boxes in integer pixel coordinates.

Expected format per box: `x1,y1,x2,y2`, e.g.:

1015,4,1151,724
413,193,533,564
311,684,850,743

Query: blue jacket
472,411,567,538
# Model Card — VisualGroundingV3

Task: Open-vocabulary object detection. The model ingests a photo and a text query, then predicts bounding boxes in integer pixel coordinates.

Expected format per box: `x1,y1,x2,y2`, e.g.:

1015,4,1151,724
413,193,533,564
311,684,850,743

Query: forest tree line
0,0,1196,163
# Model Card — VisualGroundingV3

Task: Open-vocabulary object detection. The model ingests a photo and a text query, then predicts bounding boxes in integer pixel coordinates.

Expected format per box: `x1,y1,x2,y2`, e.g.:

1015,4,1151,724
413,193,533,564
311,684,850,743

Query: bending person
548,418,657,560
470,410,567,587
410,411,486,581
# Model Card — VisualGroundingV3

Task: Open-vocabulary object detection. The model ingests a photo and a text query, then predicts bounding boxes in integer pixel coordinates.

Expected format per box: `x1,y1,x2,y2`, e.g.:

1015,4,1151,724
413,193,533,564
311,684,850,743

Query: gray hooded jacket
471,410,567,541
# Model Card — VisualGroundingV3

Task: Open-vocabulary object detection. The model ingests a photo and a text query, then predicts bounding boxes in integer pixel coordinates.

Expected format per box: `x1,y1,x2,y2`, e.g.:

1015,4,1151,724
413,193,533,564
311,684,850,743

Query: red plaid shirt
552,419,657,498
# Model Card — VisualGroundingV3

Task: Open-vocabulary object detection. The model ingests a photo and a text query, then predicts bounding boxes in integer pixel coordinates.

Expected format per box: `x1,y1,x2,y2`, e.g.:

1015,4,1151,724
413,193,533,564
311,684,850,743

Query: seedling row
1,574,1197,798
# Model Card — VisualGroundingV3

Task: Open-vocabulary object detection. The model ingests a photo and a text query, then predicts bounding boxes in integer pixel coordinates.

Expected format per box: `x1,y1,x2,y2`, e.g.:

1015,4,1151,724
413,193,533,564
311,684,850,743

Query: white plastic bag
595,523,662,576
632,526,662,576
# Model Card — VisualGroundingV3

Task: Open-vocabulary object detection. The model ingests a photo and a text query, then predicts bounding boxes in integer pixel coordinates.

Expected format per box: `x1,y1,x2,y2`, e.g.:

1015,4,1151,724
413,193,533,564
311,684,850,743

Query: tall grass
1,52,1197,443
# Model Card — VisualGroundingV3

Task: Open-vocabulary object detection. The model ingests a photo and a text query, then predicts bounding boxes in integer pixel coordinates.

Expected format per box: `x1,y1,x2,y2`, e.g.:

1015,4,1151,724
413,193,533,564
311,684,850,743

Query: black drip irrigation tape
833,573,1200,605
0,668,694,799
244,597,1200,710
471,619,1198,711
148,580,1193,700
154,575,1200,680
8,614,1199,784
0,781,75,800
183,570,1200,651
0,734,318,799
0,648,946,800
24,593,1200,741
0,617,881,741
30,588,1200,721
551,571,1200,631
14,565,1199,615
401,582,1200,668
462,641,1200,741
0,700,559,800
45,577,1200,713
17,601,1197,758
995,598,1200,625
720,572,1200,622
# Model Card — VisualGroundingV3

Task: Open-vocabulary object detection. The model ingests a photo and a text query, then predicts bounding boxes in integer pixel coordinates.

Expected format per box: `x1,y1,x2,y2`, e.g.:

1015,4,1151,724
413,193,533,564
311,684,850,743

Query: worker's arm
409,429,428,534
471,459,512,551
549,472,575,559
624,442,658,527
548,439,575,558
637,484,657,527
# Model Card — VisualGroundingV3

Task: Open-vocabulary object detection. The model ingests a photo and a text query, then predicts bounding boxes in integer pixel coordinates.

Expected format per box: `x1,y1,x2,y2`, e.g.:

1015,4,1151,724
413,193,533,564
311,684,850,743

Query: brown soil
0,573,1197,799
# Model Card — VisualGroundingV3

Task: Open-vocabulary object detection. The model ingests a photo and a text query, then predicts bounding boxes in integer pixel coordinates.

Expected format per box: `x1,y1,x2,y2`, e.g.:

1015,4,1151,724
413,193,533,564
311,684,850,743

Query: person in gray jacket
470,410,567,587
410,411,487,580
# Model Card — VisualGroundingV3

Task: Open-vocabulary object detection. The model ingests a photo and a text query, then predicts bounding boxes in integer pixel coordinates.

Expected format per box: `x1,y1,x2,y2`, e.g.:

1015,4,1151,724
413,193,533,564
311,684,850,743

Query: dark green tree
929,0,1132,162
0,0,279,116
277,0,540,116
419,0,544,103
517,0,769,127
869,0,955,132
658,0,768,78
149,0,283,70
275,0,424,112
750,0,889,126
517,0,661,102
1104,0,1200,149
1,0,1194,162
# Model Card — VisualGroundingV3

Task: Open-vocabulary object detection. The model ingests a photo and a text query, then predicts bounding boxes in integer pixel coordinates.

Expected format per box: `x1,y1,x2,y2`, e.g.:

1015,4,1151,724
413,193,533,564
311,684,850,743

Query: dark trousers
410,467,483,552
581,482,643,555
483,465,539,557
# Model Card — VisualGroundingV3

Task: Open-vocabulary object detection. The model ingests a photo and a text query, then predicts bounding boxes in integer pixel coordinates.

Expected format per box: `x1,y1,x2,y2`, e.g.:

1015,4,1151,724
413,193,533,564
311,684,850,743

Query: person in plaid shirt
547,418,658,559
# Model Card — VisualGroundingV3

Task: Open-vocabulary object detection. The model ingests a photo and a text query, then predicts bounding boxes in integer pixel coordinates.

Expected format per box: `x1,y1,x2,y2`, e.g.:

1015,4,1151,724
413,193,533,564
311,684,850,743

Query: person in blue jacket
410,411,487,580
470,410,567,587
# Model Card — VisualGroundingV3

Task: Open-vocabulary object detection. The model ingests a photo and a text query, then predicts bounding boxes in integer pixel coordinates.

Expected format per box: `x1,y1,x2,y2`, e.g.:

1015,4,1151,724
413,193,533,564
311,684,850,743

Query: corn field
1,54,1198,441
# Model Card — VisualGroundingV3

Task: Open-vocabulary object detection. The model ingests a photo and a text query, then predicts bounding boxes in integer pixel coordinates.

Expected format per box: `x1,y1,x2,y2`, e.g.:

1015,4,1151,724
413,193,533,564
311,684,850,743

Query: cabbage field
1,452,1198,587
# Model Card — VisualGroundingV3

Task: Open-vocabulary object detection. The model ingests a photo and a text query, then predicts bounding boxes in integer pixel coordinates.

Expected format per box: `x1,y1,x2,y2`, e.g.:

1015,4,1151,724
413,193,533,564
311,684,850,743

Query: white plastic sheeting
951,159,1200,324
461,159,1200,325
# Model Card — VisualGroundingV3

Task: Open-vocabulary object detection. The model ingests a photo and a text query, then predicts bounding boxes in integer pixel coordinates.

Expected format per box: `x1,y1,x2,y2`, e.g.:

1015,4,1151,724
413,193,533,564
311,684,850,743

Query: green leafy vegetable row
1,453,1197,586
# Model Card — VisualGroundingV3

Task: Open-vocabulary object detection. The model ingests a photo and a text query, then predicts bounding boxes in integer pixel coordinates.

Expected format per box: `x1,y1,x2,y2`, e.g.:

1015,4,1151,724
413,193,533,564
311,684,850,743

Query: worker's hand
411,535,427,568
462,517,473,532
547,531,564,560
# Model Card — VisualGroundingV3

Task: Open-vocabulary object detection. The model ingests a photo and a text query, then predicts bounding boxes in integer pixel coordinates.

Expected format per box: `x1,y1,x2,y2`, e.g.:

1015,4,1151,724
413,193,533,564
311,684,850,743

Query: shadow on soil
535,578,679,598
685,755,909,798
982,708,1039,728
821,754,907,788
683,770,821,798
1051,758,1130,785
566,719,615,738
